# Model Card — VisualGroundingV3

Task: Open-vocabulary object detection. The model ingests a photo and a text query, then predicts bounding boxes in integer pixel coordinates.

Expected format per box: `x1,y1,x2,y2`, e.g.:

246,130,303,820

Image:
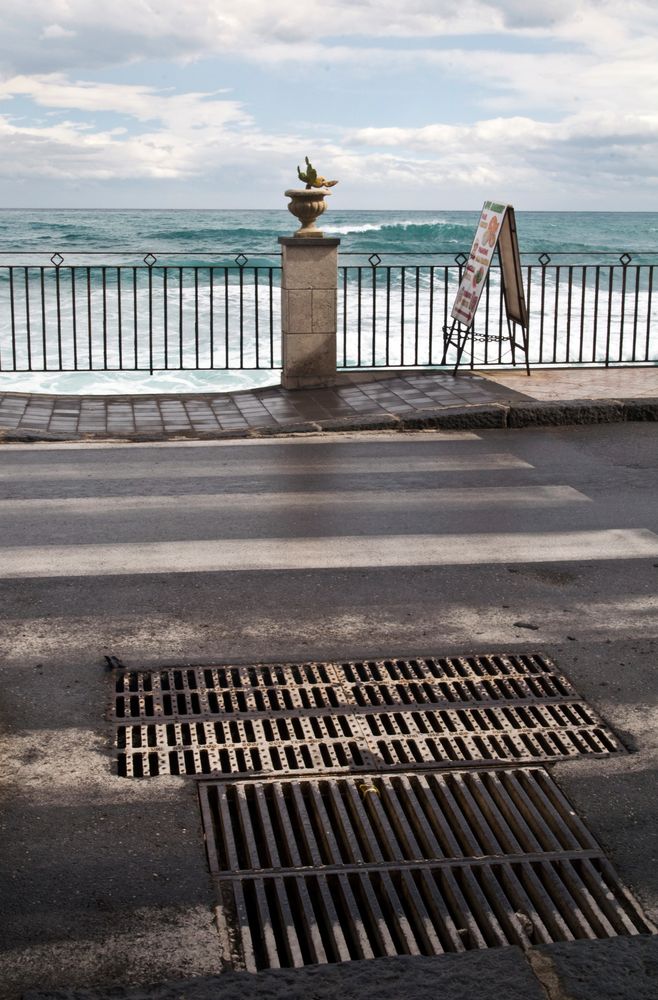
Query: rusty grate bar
199,768,655,970
201,769,607,873
114,664,344,720
113,653,622,777
114,654,580,720
117,728,373,779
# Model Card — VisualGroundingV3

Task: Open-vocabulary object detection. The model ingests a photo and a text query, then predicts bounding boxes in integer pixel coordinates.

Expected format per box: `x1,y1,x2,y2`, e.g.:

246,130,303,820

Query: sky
1,0,657,210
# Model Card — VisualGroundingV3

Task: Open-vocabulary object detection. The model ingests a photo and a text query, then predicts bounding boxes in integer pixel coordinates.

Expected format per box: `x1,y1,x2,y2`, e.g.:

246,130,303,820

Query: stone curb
507,396,658,427
397,403,509,430
528,936,658,1000
0,428,77,443
24,938,658,1000
506,398,625,427
309,413,401,433
621,397,658,421
23,949,545,1000
0,397,656,444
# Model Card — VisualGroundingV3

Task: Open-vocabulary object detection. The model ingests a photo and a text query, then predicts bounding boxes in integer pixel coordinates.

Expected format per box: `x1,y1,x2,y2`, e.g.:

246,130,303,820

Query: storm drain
113,653,621,777
198,767,655,970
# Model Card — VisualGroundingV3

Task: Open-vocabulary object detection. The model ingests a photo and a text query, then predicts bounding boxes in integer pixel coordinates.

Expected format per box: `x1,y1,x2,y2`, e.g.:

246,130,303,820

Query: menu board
496,206,528,327
450,200,527,329
451,200,507,327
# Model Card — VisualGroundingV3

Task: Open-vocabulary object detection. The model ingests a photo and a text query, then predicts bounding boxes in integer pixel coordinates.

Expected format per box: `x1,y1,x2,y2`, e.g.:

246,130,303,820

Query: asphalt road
0,423,657,998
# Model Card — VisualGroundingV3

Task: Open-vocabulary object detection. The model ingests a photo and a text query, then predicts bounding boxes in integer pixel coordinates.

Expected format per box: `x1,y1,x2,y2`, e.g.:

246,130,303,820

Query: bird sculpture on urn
297,157,338,190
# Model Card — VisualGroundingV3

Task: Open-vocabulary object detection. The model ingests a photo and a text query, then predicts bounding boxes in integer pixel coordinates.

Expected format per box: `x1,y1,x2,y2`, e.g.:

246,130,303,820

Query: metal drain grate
199,768,655,970
113,653,622,777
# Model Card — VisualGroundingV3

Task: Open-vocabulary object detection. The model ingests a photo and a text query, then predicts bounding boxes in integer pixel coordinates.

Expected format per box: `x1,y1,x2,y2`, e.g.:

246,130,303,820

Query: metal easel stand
507,316,531,376
442,317,530,375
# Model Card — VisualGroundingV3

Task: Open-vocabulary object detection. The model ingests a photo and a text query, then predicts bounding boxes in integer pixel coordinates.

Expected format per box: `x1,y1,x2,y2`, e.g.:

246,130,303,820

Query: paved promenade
0,367,656,441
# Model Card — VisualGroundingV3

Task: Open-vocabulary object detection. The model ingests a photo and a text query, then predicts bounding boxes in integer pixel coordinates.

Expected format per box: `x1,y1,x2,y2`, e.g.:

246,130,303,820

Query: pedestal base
279,237,340,391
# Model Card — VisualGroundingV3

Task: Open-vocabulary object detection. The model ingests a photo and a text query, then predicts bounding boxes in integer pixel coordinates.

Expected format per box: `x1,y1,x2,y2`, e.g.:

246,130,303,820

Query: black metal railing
0,252,282,373
1,250,656,375
337,252,657,369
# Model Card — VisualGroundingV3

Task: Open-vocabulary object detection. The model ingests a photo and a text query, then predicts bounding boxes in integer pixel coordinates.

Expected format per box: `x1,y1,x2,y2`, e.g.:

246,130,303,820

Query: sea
0,209,656,395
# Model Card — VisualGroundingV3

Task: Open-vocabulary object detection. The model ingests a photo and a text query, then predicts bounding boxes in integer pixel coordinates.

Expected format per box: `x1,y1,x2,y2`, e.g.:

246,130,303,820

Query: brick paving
0,367,655,440
0,371,529,438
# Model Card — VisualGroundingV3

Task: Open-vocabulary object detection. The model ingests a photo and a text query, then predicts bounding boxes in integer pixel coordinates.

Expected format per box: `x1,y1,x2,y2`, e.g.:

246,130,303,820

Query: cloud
4,2,656,130
40,24,77,41
2,0,656,75
3,68,655,206
347,109,658,197
0,75,307,182
1,1,657,207
0,75,250,129
0,116,185,180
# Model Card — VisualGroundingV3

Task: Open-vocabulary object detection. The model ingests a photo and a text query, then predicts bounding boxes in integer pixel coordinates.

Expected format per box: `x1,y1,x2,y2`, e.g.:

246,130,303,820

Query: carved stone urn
284,188,331,237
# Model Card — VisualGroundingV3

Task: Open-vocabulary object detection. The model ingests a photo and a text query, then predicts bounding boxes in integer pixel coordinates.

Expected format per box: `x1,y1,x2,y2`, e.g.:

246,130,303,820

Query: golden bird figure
297,156,338,189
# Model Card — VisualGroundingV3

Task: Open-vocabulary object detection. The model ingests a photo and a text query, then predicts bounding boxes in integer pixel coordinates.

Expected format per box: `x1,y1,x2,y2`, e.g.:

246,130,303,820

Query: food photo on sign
452,201,507,326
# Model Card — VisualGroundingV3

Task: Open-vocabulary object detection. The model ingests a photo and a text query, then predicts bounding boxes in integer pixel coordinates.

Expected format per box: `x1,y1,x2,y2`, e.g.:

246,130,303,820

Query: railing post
278,236,340,389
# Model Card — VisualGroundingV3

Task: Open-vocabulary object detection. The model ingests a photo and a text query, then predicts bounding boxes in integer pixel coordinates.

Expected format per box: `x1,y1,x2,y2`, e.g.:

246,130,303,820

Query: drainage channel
198,767,655,971
109,653,653,972
112,653,622,778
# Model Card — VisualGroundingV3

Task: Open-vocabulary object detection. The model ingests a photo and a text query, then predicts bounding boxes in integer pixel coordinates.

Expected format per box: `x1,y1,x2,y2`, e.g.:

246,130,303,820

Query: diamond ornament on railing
538,253,551,265
50,252,64,267
235,254,248,267
143,253,157,267
455,253,468,266
620,253,632,265
369,254,381,267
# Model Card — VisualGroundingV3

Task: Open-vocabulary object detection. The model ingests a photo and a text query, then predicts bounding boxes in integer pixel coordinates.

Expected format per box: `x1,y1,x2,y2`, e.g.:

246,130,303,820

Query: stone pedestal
279,236,340,390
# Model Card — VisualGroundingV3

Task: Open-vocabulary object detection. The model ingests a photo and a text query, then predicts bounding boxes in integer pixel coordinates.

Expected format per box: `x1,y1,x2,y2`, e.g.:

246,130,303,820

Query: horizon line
0,207,657,214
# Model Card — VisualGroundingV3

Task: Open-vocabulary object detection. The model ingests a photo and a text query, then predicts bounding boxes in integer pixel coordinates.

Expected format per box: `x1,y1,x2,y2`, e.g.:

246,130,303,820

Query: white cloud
2,68,656,206
2,1,655,74
0,75,250,129
1,1,657,206
347,109,658,198
0,116,185,180
0,75,308,182
4,2,656,134
40,24,77,40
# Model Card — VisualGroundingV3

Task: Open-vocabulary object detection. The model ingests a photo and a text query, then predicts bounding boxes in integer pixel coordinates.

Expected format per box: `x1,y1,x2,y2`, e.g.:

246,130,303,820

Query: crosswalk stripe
0,453,532,480
0,431,482,452
0,485,590,514
1,529,655,578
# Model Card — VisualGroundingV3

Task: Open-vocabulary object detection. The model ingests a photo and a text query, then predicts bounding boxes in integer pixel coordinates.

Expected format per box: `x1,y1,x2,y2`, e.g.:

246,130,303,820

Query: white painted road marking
1,529,655,578
0,485,590,514
0,430,482,451
0,453,532,480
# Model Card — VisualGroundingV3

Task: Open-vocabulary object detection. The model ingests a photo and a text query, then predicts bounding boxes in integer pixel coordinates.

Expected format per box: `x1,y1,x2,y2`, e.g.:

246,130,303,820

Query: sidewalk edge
0,397,656,444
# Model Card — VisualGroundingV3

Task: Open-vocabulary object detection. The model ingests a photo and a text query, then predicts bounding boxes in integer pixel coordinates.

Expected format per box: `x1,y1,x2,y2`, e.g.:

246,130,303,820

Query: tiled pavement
0,367,656,440
480,367,658,401
0,371,531,439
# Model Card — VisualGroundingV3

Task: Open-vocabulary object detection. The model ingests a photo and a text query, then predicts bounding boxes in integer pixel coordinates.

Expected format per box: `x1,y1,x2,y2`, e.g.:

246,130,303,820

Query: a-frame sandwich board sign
442,201,530,374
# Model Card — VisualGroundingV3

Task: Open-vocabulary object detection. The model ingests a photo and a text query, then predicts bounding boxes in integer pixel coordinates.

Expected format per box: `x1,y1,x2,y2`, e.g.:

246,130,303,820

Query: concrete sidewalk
0,367,656,442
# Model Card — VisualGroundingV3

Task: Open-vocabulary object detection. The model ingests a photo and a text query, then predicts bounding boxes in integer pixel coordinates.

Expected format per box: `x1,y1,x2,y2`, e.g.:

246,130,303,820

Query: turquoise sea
0,209,656,394
2,208,658,257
